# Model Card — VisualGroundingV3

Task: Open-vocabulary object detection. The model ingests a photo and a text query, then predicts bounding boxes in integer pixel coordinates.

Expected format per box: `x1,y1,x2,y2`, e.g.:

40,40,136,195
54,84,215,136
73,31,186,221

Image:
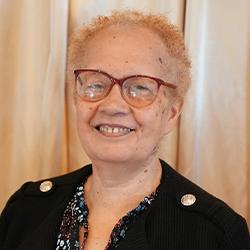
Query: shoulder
0,165,92,215
0,164,92,249
156,159,250,249
0,165,92,226
3,164,92,204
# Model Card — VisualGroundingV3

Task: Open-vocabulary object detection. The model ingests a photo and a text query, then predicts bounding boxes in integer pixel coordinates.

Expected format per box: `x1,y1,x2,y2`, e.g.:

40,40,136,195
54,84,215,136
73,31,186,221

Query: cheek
75,102,95,125
135,104,167,133
155,99,166,118
147,99,172,134
155,98,170,119
76,104,85,121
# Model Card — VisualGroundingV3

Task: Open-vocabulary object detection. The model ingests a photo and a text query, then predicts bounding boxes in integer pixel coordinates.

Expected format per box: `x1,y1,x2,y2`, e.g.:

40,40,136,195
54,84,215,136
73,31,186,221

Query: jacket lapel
116,160,170,250
117,214,150,250
16,193,71,250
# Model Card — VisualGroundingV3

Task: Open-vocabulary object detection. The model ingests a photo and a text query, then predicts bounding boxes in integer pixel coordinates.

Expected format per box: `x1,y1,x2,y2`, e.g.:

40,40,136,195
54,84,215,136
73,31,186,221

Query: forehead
78,24,175,78
83,24,166,53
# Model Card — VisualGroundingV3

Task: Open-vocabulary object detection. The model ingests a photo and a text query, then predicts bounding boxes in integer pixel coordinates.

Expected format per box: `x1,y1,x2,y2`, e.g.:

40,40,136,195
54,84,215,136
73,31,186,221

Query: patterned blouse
56,177,157,250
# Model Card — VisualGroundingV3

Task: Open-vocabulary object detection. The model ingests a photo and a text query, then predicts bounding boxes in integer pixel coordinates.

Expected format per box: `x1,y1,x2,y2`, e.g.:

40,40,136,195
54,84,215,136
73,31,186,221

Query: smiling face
74,24,183,165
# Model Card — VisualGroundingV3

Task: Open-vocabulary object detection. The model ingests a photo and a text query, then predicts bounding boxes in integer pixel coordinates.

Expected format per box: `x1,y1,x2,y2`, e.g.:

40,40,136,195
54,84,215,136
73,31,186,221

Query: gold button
181,194,196,206
40,180,53,192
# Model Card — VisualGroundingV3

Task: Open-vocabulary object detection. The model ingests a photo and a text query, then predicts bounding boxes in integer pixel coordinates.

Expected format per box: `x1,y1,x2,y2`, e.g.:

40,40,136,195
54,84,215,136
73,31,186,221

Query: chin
87,149,134,163
85,146,156,166
78,133,157,164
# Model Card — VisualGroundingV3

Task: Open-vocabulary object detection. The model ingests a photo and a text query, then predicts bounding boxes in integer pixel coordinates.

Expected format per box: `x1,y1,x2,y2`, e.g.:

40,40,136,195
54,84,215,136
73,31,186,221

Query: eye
76,71,112,101
81,81,105,99
86,82,105,92
76,78,106,97
132,84,151,91
129,83,154,97
122,77,158,105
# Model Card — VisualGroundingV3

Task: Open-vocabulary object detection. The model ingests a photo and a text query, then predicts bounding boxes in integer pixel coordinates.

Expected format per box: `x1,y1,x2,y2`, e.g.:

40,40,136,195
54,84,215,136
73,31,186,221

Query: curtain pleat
180,0,250,220
0,0,69,210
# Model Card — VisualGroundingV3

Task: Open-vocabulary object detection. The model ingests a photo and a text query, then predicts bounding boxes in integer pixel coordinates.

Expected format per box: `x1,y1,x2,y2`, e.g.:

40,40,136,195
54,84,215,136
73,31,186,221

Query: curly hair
67,10,191,97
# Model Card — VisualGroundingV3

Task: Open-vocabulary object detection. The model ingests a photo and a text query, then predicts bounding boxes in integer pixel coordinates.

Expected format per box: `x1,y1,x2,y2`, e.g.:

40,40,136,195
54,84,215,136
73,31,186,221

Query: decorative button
181,194,196,206
40,180,53,192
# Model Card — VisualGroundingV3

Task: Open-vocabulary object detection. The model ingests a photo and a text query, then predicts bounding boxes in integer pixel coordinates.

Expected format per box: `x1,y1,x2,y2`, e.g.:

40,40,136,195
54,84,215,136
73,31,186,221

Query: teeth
113,128,119,133
98,126,132,134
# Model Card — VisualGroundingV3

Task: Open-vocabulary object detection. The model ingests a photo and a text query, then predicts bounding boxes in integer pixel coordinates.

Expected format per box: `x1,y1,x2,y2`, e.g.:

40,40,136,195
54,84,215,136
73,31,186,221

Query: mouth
95,124,135,137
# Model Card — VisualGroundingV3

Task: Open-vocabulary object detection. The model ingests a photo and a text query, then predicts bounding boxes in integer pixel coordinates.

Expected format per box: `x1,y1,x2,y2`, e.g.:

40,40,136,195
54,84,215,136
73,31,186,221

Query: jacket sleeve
219,216,250,250
0,203,9,249
0,183,30,249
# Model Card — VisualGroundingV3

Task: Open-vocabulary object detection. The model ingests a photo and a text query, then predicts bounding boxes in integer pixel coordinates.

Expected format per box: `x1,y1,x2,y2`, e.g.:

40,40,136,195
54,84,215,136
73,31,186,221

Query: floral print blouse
56,177,157,250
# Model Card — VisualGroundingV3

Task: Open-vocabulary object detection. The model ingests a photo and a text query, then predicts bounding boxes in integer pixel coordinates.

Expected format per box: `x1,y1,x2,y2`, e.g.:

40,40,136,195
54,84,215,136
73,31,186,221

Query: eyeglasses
74,69,176,108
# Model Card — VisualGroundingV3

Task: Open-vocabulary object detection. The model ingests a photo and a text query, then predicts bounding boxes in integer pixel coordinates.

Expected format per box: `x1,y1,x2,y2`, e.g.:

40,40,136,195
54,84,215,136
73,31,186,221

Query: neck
84,157,162,210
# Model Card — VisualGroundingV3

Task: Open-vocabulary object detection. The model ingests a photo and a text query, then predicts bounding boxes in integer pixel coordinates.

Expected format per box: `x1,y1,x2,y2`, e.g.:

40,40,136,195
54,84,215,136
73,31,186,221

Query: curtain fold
180,0,250,220
0,0,69,210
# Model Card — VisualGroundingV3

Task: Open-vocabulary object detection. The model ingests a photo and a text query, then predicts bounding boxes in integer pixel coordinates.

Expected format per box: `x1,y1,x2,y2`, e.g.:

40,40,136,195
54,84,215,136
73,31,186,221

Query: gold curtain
180,0,250,222
0,0,68,207
0,0,249,226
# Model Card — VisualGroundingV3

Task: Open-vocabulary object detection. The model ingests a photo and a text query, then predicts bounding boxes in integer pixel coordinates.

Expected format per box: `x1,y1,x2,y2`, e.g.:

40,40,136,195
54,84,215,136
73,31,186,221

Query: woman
0,11,249,250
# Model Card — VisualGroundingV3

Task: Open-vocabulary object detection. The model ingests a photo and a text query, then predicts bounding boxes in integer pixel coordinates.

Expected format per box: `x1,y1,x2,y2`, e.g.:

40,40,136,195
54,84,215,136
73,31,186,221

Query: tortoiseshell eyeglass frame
74,69,177,107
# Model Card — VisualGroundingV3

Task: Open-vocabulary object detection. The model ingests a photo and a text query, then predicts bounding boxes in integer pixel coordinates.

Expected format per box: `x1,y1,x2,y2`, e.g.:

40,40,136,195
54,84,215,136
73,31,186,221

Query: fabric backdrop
0,0,249,227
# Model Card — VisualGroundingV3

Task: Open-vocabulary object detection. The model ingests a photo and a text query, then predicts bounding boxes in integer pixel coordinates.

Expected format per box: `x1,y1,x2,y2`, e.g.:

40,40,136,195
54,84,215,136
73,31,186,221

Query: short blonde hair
68,10,191,97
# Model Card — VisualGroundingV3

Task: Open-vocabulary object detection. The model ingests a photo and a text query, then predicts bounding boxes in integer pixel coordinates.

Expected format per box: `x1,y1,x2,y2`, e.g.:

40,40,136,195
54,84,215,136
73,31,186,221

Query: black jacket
0,160,249,250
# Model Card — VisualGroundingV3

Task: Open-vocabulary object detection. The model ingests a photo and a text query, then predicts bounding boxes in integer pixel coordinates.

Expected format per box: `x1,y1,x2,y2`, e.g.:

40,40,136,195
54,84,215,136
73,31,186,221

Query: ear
163,97,184,135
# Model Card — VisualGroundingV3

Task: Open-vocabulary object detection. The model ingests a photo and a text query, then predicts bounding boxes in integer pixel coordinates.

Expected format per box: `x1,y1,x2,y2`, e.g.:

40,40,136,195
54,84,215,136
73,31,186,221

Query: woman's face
74,24,182,164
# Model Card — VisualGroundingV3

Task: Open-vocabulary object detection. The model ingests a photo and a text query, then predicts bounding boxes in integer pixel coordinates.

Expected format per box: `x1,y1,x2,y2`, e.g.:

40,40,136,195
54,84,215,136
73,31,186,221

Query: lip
95,123,134,129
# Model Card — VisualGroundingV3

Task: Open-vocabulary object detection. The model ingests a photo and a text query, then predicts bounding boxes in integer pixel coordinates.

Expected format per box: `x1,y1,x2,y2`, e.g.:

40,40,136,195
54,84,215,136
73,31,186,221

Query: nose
97,84,130,116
